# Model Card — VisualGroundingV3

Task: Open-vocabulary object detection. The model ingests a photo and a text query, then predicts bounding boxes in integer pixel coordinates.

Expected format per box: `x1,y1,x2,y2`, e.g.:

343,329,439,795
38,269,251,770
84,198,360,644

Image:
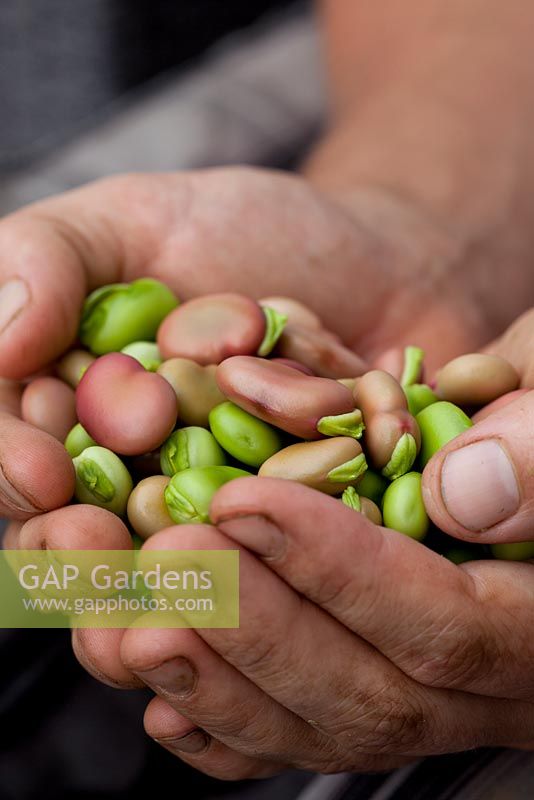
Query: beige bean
360,497,383,526
436,353,520,406
338,378,357,392
55,350,96,388
21,377,77,441
158,358,225,427
259,437,366,495
277,324,367,379
127,476,174,539
259,296,323,331
353,370,407,420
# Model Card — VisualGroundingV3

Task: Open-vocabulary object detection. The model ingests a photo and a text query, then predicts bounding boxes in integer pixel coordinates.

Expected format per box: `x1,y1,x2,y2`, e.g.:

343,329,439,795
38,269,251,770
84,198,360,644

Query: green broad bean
64,423,97,458
79,278,179,355
400,346,425,388
356,469,389,506
491,542,534,561
404,384,438,417
382,472,429,541
160,427,226,476
416,401,473,467
73,446,133,516
121,341,162,371
257,307,288,357
164,466,252,524
209,401,284,468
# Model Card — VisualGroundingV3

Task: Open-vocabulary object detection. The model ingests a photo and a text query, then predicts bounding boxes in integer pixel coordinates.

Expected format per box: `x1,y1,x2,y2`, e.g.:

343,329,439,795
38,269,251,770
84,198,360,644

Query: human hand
0,161,502,522
44,476,534,780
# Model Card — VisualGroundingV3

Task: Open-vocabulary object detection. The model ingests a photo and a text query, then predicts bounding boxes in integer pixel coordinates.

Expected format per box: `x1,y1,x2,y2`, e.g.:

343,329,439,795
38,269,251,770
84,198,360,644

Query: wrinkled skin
6,0,534,772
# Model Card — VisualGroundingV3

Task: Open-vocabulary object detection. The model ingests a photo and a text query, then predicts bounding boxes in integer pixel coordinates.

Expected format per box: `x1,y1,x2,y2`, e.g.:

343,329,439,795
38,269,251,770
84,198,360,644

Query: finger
0,169,382,378
471,389,530,423
422,391,534,542
484,308,534,387
143,519,534,753
144,697,284,781
18,504,132,550
211,478,534,704
0,412,75,520
2,520,23,549
121,622,341,771
71,628,142,689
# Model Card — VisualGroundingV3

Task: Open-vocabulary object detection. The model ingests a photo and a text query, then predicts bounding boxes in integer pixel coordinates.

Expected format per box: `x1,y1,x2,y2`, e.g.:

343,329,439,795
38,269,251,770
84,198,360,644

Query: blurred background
0,0,324,214
0,2,322,798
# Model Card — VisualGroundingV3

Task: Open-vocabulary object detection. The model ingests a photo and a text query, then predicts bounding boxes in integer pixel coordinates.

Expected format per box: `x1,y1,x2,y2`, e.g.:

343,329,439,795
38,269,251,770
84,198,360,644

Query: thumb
422,391,534,543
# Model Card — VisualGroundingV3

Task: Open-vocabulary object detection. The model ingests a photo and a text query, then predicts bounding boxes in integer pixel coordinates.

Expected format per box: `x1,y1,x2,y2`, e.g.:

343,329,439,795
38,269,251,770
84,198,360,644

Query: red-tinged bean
270,358,315,375
259,296,323,330
158,293,266,365
364,410,420,477
436,353,519,406
76,353,178,456
55,349,95,388
353,370,407,419
277,324,367,379
21,377,77,441
216,356,356,440
472,388,531,423
259,438,367,495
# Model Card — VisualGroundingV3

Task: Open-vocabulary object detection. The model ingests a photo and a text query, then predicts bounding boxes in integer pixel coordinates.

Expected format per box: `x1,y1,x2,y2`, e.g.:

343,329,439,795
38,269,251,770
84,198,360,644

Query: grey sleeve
0,8,325,216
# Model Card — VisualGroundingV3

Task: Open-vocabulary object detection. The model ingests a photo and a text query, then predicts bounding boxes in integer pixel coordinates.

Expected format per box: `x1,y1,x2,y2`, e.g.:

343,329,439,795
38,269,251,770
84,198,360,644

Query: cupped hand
32,477,534,781
423,308,534,543
0,166,517,521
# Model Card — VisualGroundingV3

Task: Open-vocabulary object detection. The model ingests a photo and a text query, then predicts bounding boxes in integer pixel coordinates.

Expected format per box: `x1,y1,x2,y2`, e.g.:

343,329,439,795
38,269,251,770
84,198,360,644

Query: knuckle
405,615,500,689
333,685,429,754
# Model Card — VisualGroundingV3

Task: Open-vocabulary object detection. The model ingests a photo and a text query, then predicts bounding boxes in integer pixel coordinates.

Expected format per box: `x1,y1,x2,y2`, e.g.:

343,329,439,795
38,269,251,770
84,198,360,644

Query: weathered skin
55,349,96,388
127,475,174,539
436,353,520,406
277,324,367,379
259,296,323,331
216,356,355,439
158,293,266,365
157,358,225,427
364,410,421,470
76,353,178,456
472,388,530,423
21,377,77,441
259,437,365,494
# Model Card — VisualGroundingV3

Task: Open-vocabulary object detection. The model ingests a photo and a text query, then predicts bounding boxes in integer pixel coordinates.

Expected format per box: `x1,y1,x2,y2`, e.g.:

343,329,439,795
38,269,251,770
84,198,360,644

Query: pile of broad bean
21,278,524,562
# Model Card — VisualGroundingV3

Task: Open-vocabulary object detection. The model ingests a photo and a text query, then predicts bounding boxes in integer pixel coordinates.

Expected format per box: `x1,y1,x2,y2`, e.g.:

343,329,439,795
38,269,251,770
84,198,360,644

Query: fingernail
217,515,285,559
159,730,210,754
441,440,520,531
0,460,39,514
0,278,30,334
134,657,197,697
